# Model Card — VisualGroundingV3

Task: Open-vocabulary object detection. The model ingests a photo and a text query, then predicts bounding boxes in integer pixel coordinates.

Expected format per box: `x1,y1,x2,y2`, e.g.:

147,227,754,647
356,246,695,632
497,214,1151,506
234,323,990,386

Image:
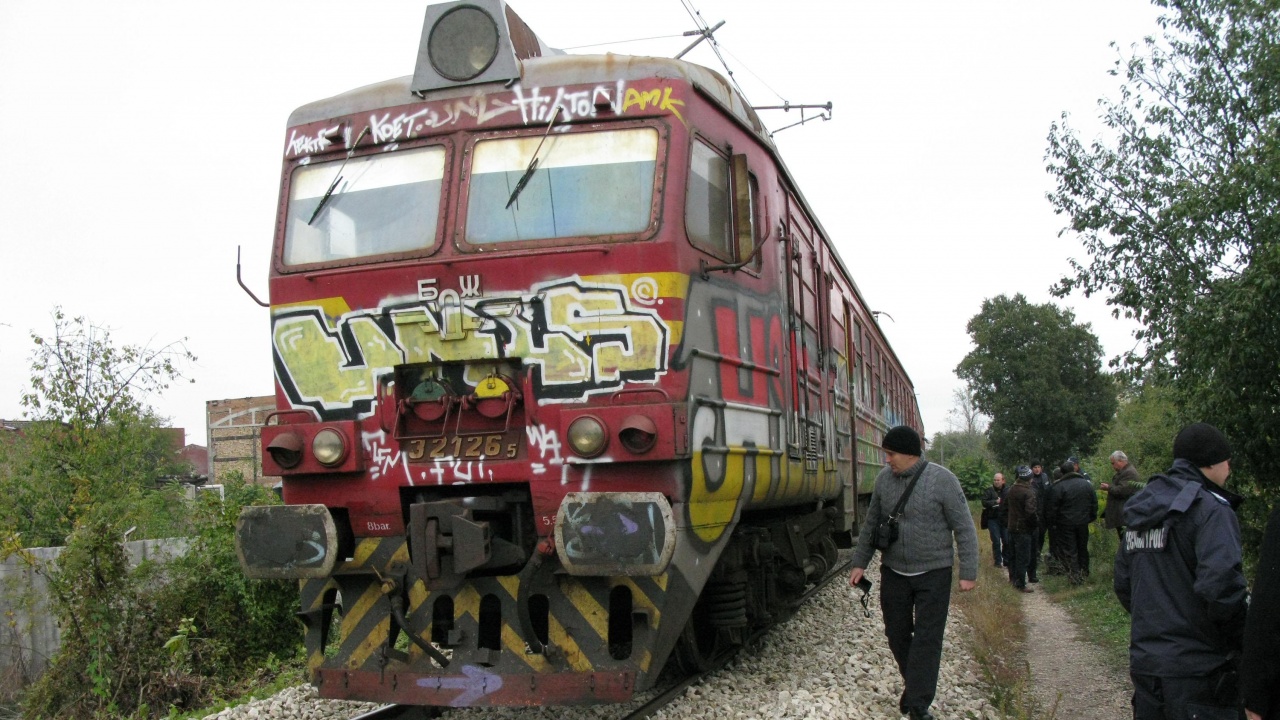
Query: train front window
284,146,445,265
465,128,657,244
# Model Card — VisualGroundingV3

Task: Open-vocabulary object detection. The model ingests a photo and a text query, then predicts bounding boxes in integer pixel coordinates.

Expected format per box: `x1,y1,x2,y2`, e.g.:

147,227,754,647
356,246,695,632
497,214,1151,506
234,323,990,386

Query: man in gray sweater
849,426,979,720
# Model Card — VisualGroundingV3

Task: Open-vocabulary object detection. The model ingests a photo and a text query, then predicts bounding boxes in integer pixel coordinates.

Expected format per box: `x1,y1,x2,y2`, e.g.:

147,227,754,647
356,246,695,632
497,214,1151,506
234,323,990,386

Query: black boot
908,707,936,720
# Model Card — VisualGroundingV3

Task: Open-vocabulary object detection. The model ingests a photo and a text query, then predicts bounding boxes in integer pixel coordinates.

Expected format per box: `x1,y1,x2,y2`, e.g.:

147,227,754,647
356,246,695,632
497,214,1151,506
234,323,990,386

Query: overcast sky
0,0,1161,445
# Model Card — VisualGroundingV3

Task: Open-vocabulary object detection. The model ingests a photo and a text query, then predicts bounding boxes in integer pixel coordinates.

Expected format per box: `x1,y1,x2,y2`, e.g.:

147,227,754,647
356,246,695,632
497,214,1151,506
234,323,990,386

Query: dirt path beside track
1022,588,1131,719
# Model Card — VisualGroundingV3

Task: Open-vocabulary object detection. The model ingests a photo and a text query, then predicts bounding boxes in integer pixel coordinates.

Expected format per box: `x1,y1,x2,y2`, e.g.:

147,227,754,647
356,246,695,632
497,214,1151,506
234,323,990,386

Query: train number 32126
404,434,518,461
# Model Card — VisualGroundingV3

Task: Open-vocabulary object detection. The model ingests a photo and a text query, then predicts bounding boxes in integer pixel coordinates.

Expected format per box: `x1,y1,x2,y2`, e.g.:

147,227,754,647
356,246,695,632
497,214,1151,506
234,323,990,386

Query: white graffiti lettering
287,124,343,157
527,425,563,464
370,108,435,144
363,430,408,483
511,81,626,125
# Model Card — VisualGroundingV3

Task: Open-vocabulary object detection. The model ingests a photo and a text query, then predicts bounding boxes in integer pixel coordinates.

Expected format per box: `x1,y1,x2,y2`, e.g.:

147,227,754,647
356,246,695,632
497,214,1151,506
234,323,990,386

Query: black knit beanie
882,426,921,456
1173,422,1232,468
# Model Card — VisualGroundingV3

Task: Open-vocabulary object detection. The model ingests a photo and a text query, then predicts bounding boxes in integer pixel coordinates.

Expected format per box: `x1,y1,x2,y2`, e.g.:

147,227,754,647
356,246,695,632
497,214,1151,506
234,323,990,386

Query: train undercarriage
243,488,844,707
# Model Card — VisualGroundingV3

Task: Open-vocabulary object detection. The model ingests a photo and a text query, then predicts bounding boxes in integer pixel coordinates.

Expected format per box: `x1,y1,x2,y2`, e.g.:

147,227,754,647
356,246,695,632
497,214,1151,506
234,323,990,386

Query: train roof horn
411,0,561,96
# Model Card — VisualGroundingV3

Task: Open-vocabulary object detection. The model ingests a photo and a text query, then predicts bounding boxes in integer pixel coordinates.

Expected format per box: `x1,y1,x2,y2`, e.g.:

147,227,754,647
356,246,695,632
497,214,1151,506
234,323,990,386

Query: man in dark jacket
1005,465,1038,592
1115,422,1247,720
1044,460,1097,584
1243,505,1280,720
1029,461,1051,582
1101,450,1141,539
980,473,1010,567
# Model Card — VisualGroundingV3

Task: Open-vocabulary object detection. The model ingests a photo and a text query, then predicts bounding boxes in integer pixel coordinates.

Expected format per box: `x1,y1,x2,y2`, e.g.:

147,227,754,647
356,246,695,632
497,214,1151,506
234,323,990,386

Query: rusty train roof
288,53,773,149
284,53,919,416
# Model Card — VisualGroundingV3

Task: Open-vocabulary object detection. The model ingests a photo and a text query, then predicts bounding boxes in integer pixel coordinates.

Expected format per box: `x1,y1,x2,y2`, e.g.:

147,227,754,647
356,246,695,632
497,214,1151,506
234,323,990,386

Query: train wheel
674,603,728,673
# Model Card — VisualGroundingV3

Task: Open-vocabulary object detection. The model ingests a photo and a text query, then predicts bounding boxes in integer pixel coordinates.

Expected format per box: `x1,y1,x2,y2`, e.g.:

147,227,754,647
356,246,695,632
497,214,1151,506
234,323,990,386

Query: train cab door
783,207,825,481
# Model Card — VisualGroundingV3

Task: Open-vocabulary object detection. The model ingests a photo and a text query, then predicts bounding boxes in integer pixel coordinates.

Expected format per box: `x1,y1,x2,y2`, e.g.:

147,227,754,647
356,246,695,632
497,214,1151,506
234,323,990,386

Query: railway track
350,555,857,720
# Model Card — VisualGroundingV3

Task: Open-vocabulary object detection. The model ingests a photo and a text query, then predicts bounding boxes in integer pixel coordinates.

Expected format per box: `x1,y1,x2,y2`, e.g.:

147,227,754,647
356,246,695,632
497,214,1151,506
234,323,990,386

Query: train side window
686,140,733,259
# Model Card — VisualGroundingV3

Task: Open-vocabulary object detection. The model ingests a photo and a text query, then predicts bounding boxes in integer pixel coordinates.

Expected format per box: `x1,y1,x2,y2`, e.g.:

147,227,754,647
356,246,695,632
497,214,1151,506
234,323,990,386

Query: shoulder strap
889,461,928,519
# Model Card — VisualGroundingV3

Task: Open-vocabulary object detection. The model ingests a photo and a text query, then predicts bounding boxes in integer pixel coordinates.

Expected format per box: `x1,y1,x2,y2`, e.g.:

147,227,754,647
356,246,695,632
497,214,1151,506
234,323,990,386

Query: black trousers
1054,523,1091,576
880,565,953,712
1029,524,1043,579
1131,672,1244,720
1008,532,1033,587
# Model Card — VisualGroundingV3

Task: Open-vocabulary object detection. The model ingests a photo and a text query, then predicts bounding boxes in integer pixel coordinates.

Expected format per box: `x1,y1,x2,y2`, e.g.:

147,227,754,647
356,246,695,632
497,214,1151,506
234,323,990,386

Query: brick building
206,395,277,486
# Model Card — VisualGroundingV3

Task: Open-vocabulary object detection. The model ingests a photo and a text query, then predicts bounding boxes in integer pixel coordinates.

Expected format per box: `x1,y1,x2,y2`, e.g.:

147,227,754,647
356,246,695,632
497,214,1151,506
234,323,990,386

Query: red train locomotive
236,0,921,709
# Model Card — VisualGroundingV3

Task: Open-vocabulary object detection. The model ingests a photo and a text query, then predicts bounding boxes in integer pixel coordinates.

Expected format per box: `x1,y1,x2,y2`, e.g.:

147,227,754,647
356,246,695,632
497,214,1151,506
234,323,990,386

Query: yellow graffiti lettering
621,86,686,125
545,286,665,378
688,446,756,543
274,315,402,404
394,314,500,363
274,278,668,411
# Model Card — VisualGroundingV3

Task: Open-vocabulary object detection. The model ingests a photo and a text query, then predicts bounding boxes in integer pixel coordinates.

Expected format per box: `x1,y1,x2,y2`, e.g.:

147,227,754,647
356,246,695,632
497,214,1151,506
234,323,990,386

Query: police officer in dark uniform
1114,422,1247,720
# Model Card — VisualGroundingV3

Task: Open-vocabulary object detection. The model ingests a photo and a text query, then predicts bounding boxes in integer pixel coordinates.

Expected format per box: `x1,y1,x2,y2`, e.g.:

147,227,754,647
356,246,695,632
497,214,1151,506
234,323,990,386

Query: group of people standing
980,454,1130,591
844,422,1279,720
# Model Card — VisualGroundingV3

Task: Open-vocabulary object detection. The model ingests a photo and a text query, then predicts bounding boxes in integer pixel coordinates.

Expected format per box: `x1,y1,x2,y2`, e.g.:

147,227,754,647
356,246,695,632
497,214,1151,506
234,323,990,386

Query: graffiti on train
272,277,669,418
673,280,838,543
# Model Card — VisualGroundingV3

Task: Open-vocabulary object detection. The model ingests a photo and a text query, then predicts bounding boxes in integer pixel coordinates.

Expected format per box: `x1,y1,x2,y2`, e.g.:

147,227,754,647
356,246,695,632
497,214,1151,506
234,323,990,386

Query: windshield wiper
308,126,370,225
505,107,561,210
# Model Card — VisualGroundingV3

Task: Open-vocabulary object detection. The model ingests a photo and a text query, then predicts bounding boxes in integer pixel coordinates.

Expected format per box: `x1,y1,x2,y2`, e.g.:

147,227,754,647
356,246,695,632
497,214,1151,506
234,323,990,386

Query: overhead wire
674,0,754,105
718,45,788,105
562,33,685,51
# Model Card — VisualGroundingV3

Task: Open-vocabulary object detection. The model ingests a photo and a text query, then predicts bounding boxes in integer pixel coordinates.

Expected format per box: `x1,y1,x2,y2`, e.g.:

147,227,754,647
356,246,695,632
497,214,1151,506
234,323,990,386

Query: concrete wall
207,396,277,487
0,538,189,683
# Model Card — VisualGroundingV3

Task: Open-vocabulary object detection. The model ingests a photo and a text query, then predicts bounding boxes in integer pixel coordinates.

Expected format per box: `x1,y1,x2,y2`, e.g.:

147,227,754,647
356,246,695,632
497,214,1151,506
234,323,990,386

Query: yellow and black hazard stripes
398,571,669,675
339,536,410,573
612,574,666,673
299,577,340,672
310,534,673,679
333,575,394,670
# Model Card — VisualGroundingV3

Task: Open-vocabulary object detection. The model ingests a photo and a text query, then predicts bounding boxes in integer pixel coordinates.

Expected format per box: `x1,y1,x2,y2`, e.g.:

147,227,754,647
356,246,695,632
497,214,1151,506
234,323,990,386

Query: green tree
1045,0,1280,486
0,309,196,547
956,294,1118,466
1086,382,1181,482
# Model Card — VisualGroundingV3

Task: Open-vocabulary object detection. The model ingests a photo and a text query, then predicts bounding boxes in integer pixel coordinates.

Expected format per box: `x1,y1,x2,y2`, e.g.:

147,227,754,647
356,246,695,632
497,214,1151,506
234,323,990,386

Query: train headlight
429,6,500,81
267,432,304,469
312,428,348,467
568,416,608,458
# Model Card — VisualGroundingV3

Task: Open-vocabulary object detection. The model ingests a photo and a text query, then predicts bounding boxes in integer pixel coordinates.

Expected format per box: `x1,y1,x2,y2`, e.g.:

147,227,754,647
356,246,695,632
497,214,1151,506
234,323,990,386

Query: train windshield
465,128,657,244
283,146,446,265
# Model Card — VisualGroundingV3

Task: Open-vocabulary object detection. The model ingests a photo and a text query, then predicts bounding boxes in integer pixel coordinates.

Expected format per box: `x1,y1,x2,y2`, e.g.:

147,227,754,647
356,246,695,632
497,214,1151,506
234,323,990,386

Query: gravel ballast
202,565,996,720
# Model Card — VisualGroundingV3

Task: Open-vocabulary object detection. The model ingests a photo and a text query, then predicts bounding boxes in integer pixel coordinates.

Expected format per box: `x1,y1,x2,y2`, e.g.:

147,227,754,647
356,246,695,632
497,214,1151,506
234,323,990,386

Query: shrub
21,476,300,719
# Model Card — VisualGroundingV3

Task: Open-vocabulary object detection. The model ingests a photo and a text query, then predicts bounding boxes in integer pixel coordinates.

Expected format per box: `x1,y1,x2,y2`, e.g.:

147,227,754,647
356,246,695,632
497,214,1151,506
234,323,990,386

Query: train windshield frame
282,144,447,266
461,125,661,247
